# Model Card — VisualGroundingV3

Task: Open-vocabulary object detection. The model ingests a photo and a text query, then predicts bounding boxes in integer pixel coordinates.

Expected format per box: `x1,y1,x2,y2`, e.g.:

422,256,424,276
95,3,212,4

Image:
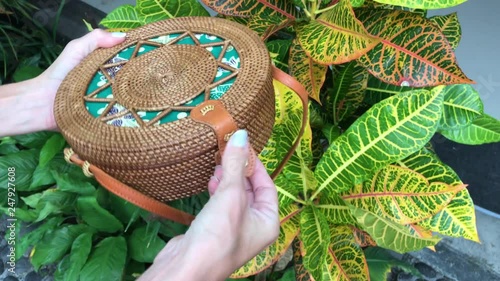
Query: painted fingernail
228,130,248,148
111,32,127,38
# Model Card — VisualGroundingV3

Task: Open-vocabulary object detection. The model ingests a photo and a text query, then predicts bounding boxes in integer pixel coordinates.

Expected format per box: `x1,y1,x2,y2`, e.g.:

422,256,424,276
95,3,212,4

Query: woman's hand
139,130,280,281
0,30,126,137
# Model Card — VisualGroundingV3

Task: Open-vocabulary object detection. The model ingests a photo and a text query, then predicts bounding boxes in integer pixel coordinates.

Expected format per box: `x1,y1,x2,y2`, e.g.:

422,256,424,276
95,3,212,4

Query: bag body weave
54,17,275,203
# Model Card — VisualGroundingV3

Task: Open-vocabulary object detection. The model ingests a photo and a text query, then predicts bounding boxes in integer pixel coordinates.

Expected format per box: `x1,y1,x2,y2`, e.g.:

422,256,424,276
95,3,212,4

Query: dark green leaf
0,149,38,191
54,255,71,281
16,217,63,259
31,224,90,270
13,65,43,82
80,236,127,281
128,225,166,263
137,0,209,23
0,137,19,155
12,132,54,149
34,189,77,222
108,193,141,225
39,133,66,167
364,247,421,281
53,172,96,195
440,114,500,145
65,232,93,281
267,39,292,72
77,196,123,233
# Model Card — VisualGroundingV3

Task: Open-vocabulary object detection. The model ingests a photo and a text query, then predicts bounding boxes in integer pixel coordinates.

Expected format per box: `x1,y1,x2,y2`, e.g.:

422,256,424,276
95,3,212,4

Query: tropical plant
3,0,500,280
0,0,63,84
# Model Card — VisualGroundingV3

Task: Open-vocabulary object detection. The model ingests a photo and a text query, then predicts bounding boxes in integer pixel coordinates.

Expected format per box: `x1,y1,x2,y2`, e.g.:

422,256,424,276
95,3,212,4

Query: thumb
221,130,249,188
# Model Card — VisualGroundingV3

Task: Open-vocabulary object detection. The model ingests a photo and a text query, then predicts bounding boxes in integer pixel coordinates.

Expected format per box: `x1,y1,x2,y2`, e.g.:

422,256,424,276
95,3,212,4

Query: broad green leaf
357,9,473,87
296,0,380,64
53,172,96,195
15,217,63,259
246,5,292,39
362,0,427,17
323,225,370,281
80,237,127,281
436,84,483,130
314,88,444,197
275,120,315,204
201,0,297,20
328,61,369,124
76,196,123,233
342,165,463,224
352,227,377,247
54,255,71,281
440,114,500,145
317,193,356,225
364,75,414,105
259,80,306,179
267,39,292,72
372,0,466,9
31,224,90,270
100,5,145,30
0,137,19,155
232,204,300,277
0,149,38,191
31,189,77,222
278,268,296,281
137,0,209,23
12,132,55,149
429,13,461,49
300,206,330,281
108,193,142,225
289,39,327,103
65,232,93,281
39,133,66,167
128,226,166,263
321,123,341,144
30,154,74,190
350,206,440,253
13,65,44,82
398,148,479,241
364,247,421,281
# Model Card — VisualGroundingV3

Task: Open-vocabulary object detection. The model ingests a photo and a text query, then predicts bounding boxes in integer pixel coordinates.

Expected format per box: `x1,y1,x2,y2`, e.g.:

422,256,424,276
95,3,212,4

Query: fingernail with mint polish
111,32,127,38
229,130,248,148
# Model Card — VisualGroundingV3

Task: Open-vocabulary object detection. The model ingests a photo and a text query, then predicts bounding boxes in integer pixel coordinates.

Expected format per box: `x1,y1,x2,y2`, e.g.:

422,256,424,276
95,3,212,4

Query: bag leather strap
65,65,309,226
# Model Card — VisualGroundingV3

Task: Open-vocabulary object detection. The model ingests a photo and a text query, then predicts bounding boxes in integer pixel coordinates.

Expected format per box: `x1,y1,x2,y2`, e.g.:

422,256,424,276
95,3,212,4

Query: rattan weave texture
54,17,275,202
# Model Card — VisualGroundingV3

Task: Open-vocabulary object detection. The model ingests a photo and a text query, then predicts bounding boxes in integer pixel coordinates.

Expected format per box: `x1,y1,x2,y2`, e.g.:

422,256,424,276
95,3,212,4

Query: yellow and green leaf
293,239,314,281
314,88,444,197
356,8,473,87
439,114,500,145
296,0,380,64
407,224,436,251
300,206,331,281
342,165,463,224
201,0,297,20
245,4,293,39
100,5,145,30
350,206,440,253
322,225,370,281
362,0,427,17
232,204,300,277
267,39,293,72
317,194,356,225
328,61,369,124
363,75,415,105
137,0,209,23
398,148,479,242
371,0,466,9
435,84,483,131
289,39,328,103
429,13,462,50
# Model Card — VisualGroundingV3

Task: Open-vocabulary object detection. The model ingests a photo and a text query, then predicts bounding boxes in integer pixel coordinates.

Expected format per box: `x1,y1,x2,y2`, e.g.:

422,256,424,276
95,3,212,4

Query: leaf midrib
313,91,440,199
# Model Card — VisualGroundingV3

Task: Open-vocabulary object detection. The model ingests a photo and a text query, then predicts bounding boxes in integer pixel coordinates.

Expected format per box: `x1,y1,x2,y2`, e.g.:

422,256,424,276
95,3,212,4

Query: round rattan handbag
55,17,308,225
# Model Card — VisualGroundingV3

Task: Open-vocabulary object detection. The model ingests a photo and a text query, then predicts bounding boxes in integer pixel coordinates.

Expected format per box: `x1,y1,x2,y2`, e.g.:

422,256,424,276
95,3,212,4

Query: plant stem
301,0,312,18
276,186,307,205
315,3,338,15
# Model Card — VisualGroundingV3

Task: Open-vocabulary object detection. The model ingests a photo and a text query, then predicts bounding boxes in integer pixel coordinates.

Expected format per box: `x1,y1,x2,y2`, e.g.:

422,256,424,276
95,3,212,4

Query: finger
46,29,126,80
220,130,249,190
249,158,278,214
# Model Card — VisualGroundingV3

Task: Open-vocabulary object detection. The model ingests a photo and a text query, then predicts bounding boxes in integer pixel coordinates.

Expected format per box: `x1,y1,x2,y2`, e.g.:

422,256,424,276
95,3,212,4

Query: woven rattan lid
54,17,275,201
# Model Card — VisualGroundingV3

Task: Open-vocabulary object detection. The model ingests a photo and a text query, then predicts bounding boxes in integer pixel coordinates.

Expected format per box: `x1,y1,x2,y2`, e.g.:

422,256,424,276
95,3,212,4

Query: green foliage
3,0,498,280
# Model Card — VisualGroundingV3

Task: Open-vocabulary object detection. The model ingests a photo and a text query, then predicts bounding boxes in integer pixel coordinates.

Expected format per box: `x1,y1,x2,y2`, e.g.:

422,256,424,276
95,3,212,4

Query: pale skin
0,30,280,280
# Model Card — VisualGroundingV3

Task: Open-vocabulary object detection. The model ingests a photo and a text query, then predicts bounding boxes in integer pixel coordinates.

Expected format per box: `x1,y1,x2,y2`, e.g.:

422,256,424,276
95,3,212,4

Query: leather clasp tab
191,100,255,176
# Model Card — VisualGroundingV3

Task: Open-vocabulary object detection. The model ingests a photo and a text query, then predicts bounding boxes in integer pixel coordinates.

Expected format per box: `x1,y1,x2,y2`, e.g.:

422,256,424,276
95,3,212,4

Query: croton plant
2,0,500,280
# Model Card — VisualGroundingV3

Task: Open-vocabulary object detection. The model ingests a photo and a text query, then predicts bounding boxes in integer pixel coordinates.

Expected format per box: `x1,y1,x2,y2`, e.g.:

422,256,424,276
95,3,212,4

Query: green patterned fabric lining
85,33,240,127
